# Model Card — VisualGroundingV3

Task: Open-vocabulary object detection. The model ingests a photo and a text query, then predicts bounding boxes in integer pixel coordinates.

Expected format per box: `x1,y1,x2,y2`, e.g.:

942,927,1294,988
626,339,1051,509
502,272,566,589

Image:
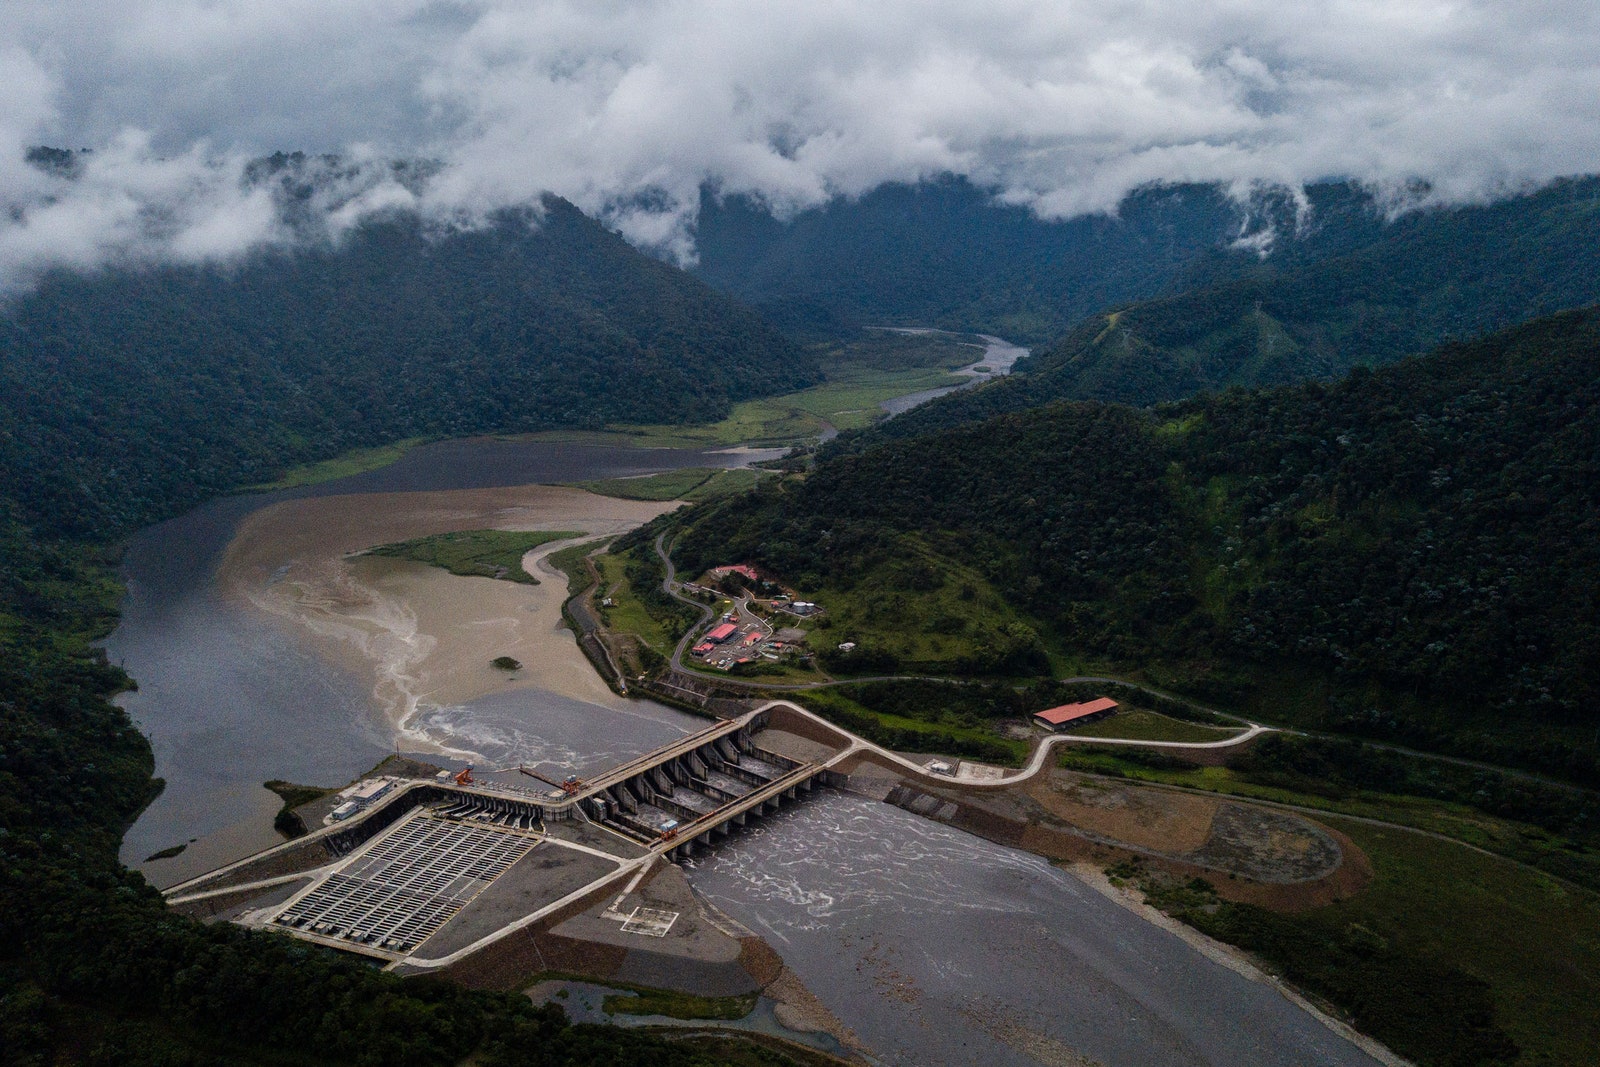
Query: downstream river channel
108,342,1383,1067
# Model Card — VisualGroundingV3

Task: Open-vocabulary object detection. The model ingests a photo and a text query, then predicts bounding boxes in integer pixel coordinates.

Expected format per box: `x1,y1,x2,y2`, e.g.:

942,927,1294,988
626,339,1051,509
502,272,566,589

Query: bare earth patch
875,766,1369,911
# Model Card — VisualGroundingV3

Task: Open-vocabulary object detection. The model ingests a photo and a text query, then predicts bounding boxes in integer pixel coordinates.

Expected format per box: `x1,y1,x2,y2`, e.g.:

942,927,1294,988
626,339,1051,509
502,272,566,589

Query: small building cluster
328,777,395,822
692,620,740,657
1032,697,1119,732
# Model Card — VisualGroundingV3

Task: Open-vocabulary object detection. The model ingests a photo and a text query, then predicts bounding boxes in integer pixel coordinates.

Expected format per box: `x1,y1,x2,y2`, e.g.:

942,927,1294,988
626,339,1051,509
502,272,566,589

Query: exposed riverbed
876,331,1029,416
111,437,769,884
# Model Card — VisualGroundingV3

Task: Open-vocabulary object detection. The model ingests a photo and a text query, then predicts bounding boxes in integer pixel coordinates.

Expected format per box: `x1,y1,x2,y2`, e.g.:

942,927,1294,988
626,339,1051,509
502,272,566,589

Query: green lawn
1066,708,1244,743
363,529,583,585
244,437,427,490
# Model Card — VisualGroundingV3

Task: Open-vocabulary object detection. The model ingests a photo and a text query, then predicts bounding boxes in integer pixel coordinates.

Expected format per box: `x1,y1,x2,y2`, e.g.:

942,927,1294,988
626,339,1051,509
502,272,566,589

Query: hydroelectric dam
162,702,849,971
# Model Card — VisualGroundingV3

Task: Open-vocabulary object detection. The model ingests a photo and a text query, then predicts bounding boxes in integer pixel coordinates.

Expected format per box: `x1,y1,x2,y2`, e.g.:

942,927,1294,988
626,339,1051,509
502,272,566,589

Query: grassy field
244,438,427,490
545,539,607,599
523,333,978,451
800,535,1042,674
595,551,680,653
591,366,969,448
364,529,583,585
1154,816,1600,1066
797,689,1027,765
1066,708,1245,743
572,466,771,502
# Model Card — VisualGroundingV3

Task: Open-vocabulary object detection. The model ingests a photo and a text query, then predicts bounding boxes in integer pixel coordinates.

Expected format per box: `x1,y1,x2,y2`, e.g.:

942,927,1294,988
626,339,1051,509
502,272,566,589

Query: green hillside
654,307,1600,782
838,176,1600,445
694,176,1256,342
0,191,815,539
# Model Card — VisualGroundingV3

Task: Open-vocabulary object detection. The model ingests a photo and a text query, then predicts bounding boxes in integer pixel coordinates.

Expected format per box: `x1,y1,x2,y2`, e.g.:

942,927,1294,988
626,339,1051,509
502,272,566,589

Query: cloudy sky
5,0,1600,282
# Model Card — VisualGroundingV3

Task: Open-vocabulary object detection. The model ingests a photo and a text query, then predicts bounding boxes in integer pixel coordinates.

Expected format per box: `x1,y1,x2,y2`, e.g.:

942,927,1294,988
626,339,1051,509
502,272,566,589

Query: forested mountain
834,177,1600,446
0,190,814,539
661,307,1600,782
693,176,1257,341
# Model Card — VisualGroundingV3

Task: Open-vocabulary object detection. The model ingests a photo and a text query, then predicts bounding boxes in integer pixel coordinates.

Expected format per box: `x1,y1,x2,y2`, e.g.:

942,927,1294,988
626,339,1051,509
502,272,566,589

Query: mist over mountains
0,192,812,538
10,1,1600,286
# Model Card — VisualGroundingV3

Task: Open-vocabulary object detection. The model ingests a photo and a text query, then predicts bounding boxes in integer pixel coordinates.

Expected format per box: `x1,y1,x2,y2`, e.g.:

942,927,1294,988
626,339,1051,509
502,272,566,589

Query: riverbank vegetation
573,467,769,502
263,780,337,838
1117,812,1600,1067
598,983,760,1022
364,529,583,585
243,437,429,490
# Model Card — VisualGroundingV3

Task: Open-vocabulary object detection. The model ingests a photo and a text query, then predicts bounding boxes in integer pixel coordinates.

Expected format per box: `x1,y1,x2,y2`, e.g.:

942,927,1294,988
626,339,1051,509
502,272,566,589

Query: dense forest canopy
663,307,1600,782
820,176,1600,447
693,176,1257,341
0,190,815,539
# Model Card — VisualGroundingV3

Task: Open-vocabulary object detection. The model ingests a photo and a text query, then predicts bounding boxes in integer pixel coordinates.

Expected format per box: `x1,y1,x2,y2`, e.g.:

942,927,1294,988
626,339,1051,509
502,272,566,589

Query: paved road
752,699,1268,788
651,537,1598,797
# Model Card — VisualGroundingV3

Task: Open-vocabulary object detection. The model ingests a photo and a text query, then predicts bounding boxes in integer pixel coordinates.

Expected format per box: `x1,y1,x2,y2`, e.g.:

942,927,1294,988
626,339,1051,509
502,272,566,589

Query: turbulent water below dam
685,796,1381,1067
107,348,1383,1066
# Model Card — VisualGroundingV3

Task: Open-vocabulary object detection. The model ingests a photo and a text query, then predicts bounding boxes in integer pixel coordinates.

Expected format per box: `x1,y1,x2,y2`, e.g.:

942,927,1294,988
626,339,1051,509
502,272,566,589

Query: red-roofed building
1033,697,1119,731
706,622,738,643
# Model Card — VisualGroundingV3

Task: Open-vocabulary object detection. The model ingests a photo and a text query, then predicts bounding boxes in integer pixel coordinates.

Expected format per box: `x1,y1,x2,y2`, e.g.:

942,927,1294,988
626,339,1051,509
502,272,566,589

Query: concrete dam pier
162,704,848,970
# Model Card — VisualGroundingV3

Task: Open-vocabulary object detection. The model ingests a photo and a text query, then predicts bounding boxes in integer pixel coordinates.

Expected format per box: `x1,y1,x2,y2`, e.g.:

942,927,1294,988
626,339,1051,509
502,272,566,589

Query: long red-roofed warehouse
1032,697,1119,731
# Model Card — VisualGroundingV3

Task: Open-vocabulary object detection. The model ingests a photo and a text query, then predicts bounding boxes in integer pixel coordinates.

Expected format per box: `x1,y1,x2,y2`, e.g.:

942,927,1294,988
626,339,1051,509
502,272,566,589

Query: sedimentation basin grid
273,815,537,953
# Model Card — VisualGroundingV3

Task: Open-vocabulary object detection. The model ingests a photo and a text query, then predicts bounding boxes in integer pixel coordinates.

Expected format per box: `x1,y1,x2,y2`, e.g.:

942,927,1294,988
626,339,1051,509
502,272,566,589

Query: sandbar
218,485,677,755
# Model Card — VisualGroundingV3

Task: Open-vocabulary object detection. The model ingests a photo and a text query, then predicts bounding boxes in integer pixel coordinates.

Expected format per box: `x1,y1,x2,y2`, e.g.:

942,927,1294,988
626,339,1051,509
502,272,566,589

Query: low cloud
5,0,1600,284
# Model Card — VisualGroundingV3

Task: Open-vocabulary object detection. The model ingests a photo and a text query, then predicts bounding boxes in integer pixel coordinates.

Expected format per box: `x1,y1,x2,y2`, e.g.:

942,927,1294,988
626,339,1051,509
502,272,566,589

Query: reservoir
110,436,762,879
109,355,1384,1066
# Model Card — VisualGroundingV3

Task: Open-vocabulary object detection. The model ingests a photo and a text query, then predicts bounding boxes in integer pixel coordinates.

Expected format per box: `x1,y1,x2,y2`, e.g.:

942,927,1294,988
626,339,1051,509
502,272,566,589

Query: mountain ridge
656,305,1600,782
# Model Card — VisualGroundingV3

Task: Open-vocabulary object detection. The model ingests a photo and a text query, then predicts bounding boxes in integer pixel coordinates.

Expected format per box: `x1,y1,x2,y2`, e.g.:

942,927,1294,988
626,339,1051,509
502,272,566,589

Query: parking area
271,814,537,955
